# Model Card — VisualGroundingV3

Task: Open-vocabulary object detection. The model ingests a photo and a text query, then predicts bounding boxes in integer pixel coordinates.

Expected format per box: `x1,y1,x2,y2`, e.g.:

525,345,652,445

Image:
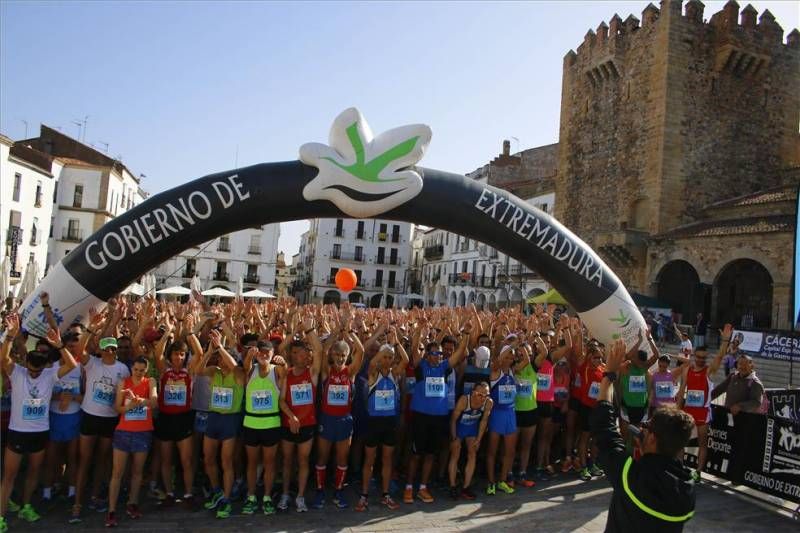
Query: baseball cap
257,340,274,351
503,333,518,342
99,337,118,350
474,346,491,369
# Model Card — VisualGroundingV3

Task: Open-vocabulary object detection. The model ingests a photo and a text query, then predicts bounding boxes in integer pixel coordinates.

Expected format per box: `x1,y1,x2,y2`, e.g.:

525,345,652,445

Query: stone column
771,282,792,331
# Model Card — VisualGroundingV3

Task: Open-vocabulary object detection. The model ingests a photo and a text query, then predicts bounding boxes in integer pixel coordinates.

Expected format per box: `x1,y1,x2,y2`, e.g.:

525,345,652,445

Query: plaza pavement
16,472,798,532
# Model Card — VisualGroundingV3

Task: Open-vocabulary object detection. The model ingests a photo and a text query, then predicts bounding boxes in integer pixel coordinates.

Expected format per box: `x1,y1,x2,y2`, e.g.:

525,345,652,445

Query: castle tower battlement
555,0,799,289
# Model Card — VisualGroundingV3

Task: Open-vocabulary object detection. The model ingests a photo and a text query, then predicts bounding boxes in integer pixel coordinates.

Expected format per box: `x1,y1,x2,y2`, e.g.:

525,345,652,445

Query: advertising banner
732,329,800,362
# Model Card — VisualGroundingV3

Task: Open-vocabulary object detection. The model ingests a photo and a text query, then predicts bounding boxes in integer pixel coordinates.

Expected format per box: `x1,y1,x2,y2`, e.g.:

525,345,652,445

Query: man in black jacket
591,338,696,532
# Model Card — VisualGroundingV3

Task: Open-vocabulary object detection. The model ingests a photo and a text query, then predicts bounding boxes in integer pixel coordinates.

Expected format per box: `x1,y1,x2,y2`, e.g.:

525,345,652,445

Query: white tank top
9,364,59,432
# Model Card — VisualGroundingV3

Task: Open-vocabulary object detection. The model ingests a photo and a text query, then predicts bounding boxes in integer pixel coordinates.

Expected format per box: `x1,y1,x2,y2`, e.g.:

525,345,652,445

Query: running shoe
497,481,515,494
148,486,167,501
295,496,308,513
381,494,400,510
6,499,19,513
578,467,592,481
461,487,477,500
0,516,7,533
241,495,258,515
486,483,496,496
402,487,413,504
125,503,142,519
311,490,325,509
89,497,108,513
589,464,604,477
450,486,460,500
517,473,536,488
277,493,290,511
561,457,574,473
215,501,232,519
18,504,41,522
104,511,117,528
204,490,224,510
262,496,276,515
417,487,434,503
69,504,82,524
355,495,368,512
332,490,348,509
691,470,701,483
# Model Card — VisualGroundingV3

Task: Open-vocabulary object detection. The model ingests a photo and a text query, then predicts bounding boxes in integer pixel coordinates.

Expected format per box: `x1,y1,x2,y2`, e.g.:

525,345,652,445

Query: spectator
693,313,707,349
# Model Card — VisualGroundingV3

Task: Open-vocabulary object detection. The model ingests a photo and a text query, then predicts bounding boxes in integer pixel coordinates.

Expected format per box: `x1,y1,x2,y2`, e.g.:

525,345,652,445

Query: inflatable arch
20,108,648,350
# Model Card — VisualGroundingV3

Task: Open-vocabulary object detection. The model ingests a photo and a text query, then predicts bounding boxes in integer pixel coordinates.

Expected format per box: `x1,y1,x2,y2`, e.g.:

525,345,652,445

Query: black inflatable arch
21,161,646,347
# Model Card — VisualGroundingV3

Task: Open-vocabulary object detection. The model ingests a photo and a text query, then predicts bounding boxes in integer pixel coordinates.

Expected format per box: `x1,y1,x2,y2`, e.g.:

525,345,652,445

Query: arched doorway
476,293,487,310
323,290,341,305
449,291,457,307
457,291,466,307
510,288,523,307
656,260,708,323
369,294,383,308
467,291,475,304
496,288,508,308
714,259,773,329
348,292,363,304
488,293,497,311
437,286,447,307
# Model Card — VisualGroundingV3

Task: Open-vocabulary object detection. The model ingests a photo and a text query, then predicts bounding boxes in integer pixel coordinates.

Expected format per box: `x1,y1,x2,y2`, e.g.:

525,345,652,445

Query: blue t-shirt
411,359,451,416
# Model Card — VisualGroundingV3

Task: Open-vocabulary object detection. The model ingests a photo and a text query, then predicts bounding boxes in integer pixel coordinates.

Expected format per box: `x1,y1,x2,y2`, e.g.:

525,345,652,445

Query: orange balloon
335,268,357,292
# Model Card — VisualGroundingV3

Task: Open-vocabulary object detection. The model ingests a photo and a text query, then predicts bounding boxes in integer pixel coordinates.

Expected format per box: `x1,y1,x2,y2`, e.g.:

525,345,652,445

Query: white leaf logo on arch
300,108,432,218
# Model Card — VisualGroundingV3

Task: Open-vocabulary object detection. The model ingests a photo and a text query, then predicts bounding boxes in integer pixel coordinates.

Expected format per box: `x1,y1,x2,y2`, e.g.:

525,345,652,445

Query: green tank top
210,369,243,414
622,365,648,408
243,365,281,429
515,363,538,412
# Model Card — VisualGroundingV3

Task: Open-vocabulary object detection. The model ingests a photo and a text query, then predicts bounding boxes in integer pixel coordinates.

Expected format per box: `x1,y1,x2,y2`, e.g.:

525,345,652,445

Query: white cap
474,346,491,369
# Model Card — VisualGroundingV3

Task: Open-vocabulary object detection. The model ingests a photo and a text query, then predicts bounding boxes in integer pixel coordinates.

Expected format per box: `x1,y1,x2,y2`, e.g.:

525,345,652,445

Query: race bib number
628,375,646,393
554,387,568,402
251,390,274,411
405,376,416,393
211,386,234,410
498,384,516,404
375,389,395,411
537,374,552,392
587,381,600,400
517,380,533,398
686,389,705,408
164,383,188,406
125,404,147,421
424,377,445,398
655,382,674,399
92,382,115,406
56,378,80,396
327,384,349,406
290,382,313,406
22,398,46,421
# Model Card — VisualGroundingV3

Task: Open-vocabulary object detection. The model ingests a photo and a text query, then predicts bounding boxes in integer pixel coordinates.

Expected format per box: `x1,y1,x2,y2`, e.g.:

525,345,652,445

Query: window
66,219,80,241
461,261,468,273
215,262,228,280
391,224,400,243
185,258,196,277
73,184,83,208
53,180,58,203
29,252,35,264
332,243,342,259
30,217,39,245
388,270,396,288
356,221,365,239
49,217,54,238
329,267,338,283
249,234,261,254
35,181,42,207
12,173,21,202
390,248,398,265
472,260,477,274
377,247,385,264
335,219,344,237
354,269,362,286
355,245,363,261
378,223,387,241
218,235,230,251
375,269,383,286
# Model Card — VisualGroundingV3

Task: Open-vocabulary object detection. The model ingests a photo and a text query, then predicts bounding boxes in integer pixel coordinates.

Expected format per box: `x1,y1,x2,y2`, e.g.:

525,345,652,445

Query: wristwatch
602,371,617,382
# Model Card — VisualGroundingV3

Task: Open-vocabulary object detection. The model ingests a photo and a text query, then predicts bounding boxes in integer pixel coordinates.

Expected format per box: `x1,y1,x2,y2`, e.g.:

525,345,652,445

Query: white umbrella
242,289,276,299
404,293,424,300
0,256,9,302
202,287,236,298
123,282,145,296
156,285,192,295
16,260,40,302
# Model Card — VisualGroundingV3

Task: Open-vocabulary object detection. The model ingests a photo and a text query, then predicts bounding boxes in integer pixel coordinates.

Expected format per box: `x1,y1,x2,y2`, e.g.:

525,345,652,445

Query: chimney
642,3,660,27
740,4,757,30
502,140,510,156
685,0,705,23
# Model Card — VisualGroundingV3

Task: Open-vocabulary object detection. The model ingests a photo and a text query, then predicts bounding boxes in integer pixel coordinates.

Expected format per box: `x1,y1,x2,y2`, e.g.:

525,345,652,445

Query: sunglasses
427,351,443,356
104,346,118,352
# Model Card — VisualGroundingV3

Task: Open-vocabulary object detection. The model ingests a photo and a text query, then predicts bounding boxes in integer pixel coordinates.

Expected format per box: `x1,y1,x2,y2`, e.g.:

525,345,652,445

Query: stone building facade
552,0,799,330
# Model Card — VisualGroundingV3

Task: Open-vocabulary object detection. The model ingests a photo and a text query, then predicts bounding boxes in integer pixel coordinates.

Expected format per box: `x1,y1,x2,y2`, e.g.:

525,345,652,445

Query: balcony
372,279,397,290
217,241,231,252
334,228,345,238
376,256,385,265
248,246,261,255
479,275,497,288
505,264,540,277
356,231,365,240
424,244,444,260
245,274,260,284
213,272,229,281
389,257,400,266
330,250,365,263
448,272,476,285
378,232,387,242
34,194,43,208
6,226,23,245
62,228,83,242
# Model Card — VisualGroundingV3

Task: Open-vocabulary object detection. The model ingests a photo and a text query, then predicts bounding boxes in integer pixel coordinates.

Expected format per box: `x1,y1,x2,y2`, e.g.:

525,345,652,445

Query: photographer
591,338,696,532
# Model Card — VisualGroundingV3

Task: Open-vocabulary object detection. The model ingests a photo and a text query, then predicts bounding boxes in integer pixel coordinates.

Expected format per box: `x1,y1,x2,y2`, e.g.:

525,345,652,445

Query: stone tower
554,0,800,290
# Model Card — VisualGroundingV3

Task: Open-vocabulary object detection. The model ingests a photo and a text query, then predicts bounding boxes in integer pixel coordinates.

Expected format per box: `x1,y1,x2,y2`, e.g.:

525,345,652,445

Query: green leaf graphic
321,122,419,183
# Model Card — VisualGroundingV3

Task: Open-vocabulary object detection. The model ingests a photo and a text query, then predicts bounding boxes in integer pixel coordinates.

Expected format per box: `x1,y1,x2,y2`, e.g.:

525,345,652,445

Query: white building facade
293,218,413,307
0,135,56,294
153,225,280,294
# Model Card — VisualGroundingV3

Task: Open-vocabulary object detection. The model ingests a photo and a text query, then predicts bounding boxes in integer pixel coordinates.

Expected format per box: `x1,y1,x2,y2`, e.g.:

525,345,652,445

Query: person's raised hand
209,329,222,348
4,313,20,339
606,338,628,373
46,327,62,348
719,323,734,342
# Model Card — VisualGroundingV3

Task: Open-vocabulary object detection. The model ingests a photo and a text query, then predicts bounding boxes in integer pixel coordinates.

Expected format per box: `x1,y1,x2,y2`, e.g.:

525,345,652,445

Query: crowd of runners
0,292,735,530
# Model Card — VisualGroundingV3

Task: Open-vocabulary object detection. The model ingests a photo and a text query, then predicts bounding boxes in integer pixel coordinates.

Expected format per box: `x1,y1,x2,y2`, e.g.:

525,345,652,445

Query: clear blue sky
2,1,797,262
